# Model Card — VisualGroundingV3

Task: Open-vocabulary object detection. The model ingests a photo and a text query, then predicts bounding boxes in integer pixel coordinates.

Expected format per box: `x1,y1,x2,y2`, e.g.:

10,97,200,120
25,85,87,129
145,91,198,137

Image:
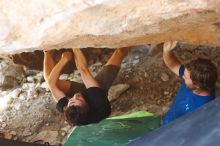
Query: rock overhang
0,0,220,55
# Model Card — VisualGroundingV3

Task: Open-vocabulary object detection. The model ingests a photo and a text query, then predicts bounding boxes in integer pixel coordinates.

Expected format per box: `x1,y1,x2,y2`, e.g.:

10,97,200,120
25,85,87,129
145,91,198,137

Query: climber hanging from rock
43,47,129,125
162,41,218,125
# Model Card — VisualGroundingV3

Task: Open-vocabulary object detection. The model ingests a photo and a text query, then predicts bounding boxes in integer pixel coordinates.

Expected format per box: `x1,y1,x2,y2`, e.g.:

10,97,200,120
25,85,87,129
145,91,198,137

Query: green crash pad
64,111,160,146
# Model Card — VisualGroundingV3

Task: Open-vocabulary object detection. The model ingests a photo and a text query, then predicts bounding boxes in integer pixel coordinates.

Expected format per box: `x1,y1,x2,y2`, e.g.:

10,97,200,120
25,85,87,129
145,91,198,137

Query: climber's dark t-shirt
56,87,111,124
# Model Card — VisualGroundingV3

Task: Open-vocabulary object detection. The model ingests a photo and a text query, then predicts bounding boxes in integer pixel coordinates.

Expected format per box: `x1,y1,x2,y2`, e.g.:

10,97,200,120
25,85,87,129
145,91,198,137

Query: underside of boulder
8,48,107,72
1,0,220,55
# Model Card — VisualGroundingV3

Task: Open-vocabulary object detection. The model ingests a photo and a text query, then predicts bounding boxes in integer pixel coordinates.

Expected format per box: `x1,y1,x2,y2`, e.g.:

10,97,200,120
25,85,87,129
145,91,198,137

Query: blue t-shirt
163,65,215,125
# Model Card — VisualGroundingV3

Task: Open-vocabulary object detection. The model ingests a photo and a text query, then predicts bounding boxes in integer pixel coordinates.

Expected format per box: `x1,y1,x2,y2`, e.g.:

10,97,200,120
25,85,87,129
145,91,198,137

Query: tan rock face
1,0,220,54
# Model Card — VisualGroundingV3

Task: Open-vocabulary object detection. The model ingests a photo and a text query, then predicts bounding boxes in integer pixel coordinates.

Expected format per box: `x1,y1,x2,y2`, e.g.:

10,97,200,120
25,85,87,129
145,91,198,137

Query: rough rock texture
8,48,110,71
1,0,220,55
0,60,24,89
